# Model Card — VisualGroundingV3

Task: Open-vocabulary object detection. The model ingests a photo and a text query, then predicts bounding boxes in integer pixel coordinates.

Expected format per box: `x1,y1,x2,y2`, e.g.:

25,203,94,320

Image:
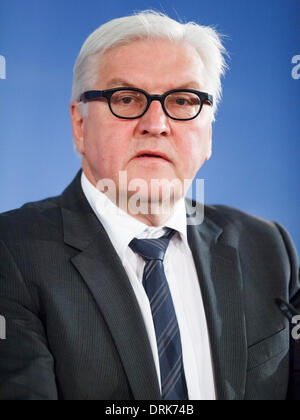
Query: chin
130,180,183,206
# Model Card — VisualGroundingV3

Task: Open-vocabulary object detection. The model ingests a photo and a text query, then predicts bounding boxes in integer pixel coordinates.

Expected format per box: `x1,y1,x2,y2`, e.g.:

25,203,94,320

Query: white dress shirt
81,172,216,400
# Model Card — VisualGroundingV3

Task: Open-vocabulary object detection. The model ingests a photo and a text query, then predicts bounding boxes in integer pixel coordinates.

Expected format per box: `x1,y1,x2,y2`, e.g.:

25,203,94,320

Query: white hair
72,10,228,117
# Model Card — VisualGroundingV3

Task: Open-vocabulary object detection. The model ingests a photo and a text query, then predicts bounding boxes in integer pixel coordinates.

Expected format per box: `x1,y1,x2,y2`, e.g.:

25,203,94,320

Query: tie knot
129,229,176,261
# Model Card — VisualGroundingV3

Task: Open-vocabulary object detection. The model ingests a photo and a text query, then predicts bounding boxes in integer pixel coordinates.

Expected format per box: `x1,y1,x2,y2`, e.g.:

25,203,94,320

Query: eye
176,98,188,106
121,97,133,104
167,93,200,107
175,96,200,106
111,92,144,105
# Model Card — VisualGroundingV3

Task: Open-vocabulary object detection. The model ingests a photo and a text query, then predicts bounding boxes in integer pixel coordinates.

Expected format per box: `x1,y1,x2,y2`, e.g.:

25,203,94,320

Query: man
0,11,299,400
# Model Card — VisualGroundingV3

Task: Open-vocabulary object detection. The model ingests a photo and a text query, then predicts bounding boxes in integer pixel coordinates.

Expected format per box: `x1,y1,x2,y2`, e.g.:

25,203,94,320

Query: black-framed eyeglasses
79,87,213,121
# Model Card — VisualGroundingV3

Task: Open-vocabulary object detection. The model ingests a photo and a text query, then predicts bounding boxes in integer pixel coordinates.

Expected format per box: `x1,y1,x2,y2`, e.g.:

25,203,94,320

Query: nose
136,99,171,137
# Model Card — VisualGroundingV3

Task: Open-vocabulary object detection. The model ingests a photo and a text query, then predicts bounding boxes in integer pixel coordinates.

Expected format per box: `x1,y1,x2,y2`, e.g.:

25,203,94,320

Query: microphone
275,298,300,321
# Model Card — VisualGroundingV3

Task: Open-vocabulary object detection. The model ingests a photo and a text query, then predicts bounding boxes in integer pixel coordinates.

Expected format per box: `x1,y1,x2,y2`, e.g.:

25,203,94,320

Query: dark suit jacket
0,170,299,400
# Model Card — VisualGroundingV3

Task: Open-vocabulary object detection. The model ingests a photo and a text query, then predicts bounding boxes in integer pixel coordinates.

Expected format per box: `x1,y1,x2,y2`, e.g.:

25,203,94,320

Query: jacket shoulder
205,204,276,231
204,203,296,261
0,195,62,242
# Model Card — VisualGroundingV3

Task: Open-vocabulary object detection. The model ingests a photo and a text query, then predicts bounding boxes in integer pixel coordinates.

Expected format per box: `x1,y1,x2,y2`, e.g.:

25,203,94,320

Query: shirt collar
81,171,189,259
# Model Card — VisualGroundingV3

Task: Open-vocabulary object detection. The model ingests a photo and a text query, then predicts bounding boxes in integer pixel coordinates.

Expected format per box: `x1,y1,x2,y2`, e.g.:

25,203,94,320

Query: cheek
83,116,133,173
176,125,211,173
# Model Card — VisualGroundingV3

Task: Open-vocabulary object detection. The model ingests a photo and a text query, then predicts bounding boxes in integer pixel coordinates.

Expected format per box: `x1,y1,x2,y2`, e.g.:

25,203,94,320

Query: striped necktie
129,229,189,400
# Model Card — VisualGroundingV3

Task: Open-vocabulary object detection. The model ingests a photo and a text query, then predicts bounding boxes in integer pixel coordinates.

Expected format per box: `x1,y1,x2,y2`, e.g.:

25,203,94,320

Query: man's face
71,39,213,203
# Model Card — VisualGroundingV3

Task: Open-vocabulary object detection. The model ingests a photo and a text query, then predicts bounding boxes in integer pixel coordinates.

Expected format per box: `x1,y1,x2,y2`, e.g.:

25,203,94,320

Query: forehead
96,39,206,91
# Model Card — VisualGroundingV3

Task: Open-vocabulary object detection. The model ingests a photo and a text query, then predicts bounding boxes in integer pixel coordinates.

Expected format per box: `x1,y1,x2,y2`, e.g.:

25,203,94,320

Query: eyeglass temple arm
205,94,214,106
79,91,106,103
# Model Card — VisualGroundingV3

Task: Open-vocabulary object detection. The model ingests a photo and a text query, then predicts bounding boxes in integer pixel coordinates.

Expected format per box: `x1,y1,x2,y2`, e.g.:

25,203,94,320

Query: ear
205,124,213,161
70,102,85,155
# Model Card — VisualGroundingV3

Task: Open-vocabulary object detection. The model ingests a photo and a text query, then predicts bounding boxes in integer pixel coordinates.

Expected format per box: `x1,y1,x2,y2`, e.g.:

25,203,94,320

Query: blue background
0,0,299,253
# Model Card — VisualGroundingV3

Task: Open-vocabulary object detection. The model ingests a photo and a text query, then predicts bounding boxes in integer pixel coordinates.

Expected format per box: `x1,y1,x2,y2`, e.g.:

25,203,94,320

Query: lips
134,151,171,162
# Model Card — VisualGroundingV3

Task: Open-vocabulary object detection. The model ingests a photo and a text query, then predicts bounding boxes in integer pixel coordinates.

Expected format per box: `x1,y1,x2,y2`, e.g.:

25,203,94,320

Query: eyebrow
105,78,202,91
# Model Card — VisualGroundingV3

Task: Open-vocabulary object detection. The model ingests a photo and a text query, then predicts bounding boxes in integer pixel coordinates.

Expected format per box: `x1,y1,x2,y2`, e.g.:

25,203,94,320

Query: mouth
133,151,171,162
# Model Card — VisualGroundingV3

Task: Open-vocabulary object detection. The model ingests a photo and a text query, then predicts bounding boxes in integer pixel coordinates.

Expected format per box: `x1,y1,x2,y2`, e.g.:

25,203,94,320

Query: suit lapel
186,201,247,400
61,171,161,400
